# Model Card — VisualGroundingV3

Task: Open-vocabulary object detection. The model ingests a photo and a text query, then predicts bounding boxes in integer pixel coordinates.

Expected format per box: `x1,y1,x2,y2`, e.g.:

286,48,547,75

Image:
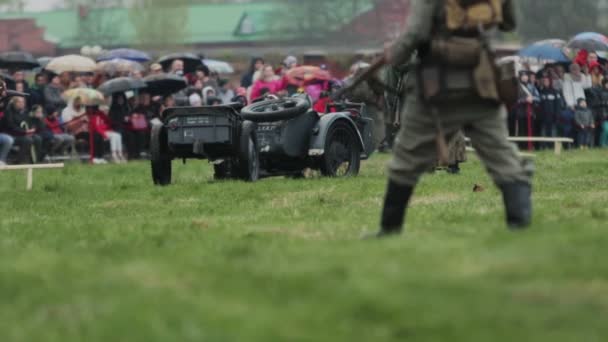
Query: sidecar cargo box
163,106,241,145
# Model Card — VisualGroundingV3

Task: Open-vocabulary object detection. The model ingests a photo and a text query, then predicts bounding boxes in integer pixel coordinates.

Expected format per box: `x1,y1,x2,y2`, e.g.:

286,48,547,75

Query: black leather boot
500,182,532,229
375,180,414,237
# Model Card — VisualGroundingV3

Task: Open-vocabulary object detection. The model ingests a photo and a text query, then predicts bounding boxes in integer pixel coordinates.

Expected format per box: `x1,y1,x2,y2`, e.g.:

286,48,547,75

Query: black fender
308,113,371,159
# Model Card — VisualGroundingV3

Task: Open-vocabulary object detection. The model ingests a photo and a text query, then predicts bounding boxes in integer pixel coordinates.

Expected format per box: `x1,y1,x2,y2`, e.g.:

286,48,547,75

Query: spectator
14,82,29,110
189,92,203,107
588,51,599,67
44,75,66,110
551,65,565,92
206,97,222,106
29,73,48,108
538,76,564,148
280,55,298,75
59,72,72,90
202,86,216,105
124,95,148,160
28,105,55,158
109,93,131,133
602,112,608,147
12,71,30,92
217,79,235,104
1,96,43,163
563,64,592,110
0,132,13,166
589,62,604,88
134,91,158,121
597,79,608,148
88,105,126,163
83,73,95,88
195,64,218,92
515,71,539,149
241,57,265,88
231,87,248,107
250,65,284,101
149,63,163,75
574,98,595,148
44,106,75,156
170,59,184,76
62,97,85,125
160,95,175,118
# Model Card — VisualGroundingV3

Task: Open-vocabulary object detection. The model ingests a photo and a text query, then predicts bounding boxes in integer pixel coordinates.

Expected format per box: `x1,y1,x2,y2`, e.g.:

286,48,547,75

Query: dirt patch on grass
269,187,337,209
412,193,462,206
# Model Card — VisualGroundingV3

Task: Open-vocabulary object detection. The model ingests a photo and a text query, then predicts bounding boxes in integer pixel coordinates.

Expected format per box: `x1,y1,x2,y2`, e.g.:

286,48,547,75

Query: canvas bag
421,0,507,104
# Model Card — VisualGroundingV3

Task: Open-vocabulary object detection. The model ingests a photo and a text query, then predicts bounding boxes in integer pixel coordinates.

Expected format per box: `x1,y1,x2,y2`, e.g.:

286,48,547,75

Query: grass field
1,150,607,341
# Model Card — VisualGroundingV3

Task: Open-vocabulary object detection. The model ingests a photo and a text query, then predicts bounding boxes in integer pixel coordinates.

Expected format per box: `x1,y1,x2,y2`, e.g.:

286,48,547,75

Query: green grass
1,150,607,342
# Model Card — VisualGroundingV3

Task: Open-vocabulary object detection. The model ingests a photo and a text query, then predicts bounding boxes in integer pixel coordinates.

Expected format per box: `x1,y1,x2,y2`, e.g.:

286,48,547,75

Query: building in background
0,0,411,57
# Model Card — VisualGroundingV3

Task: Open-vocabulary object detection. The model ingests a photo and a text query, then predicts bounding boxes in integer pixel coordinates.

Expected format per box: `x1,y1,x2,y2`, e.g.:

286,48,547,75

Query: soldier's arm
499,0,517,32
389,1,437,67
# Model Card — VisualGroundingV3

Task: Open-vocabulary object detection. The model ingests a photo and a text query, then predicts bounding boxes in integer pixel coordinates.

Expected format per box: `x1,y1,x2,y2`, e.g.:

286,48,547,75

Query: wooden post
555,142,562,156
26,167,33,191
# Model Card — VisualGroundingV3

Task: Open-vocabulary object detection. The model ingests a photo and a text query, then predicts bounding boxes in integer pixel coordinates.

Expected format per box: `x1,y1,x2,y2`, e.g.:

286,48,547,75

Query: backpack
445,0,504,32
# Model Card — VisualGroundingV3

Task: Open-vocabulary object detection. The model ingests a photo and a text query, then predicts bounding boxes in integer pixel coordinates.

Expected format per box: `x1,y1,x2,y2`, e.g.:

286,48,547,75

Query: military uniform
376,0,532,236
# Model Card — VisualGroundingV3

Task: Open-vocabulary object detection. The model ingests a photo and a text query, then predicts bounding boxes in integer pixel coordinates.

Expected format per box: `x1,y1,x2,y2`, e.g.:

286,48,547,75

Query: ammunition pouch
495,59,519,108
419,36,508,105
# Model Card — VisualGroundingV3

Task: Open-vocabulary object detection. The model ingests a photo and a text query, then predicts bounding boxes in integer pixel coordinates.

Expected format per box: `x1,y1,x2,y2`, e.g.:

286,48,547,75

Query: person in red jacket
87,105,126,163
44,106,75,156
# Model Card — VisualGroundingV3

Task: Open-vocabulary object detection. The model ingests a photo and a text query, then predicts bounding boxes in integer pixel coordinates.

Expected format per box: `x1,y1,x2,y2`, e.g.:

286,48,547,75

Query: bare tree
129,0,189,49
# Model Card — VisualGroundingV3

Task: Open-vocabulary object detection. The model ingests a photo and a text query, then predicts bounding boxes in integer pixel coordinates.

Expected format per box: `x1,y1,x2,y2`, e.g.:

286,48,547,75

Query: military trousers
389,96,531,186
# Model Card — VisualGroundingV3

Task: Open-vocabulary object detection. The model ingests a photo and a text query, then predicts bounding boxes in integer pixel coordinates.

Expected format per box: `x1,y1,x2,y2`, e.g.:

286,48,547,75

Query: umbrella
202,59,234,74
285,66,332,87
46,55,97,74
37,57,53,69
0,51,40,70
158,52,202,74
97,48,152,63
567,32,608,52
519,39,570,63
62,88,105,106
143,73,188,96
98,77,146,96
97,59,145,76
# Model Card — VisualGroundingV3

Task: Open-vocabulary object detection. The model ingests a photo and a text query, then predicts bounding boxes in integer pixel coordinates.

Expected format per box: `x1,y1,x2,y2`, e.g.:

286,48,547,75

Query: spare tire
241,97,310,123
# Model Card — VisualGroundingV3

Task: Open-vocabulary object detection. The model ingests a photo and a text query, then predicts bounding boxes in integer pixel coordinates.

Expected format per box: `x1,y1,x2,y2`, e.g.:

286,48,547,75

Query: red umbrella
285,66,332,87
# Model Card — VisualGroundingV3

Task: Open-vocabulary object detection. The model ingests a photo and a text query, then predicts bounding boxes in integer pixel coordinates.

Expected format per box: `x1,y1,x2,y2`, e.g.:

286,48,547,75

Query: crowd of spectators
513,50,608,149
0,51,345,166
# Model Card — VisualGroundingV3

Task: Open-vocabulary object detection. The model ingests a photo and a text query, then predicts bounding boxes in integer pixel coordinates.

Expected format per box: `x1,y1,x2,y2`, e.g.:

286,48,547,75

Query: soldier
345,62,386,151
373,0,533,237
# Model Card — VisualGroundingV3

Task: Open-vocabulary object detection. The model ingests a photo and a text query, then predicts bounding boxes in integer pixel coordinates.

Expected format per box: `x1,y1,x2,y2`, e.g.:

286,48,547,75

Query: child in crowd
87,105,126,163
28,105,54,158
574,98,595,148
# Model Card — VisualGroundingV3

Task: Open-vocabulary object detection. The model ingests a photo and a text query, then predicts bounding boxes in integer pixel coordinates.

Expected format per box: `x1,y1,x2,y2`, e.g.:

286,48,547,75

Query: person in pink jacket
250,65,285,101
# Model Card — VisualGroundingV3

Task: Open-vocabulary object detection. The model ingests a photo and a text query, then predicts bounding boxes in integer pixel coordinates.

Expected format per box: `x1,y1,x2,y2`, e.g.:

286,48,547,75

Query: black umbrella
157,52,202,74
0,51,40,70
98,77,147,95
143,73,188,96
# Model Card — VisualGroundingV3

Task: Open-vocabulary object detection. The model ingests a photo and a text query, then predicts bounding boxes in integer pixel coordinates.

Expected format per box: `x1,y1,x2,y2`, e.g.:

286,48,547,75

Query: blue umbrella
519,39,570,63
97,48,151,63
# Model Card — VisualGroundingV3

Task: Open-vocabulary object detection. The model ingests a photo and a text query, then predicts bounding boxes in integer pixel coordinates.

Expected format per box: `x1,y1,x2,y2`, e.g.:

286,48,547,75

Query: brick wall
0,19,57,56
